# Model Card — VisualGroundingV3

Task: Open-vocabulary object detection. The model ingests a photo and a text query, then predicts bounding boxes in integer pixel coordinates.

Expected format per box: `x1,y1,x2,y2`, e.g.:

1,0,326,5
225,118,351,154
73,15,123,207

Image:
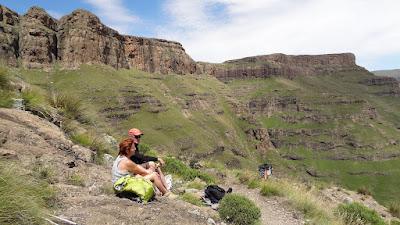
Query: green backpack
114,175,155,203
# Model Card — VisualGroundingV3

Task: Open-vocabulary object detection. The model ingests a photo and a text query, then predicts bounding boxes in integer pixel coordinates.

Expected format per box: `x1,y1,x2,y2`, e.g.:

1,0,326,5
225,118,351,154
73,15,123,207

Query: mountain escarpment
1,5,365,78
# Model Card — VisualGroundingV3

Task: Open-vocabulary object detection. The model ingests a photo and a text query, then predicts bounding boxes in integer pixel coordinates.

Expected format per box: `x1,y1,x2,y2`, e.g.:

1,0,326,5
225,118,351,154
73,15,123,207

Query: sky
2,0,399,71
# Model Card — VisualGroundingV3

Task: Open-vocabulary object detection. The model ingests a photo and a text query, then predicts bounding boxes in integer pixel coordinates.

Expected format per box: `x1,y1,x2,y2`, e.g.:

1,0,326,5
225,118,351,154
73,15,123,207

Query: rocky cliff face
57,9,129,69
124,36,197,74
0,5,20,66
19,7,58,68
0,4,366,77
0,5,197,74
197,53,365,80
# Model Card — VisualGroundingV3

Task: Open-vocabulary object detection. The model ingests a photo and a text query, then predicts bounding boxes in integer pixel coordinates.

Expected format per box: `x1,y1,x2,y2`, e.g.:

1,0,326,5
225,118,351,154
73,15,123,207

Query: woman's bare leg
157,167,168,189
146,172,167,195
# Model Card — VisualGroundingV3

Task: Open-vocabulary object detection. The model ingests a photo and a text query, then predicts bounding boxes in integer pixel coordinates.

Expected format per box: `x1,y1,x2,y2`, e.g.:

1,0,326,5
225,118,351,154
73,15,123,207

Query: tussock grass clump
48,91,83,120
164,157,215,184
336,202,386,225
247,178,261,189
70,132,110,164
219,193,261,225
67,173,85,187
357,186,372,196
389,201,400,218
0,162,56,225
181,193,203,206
391,220,400,225
0,67,13,107
260,182,284,197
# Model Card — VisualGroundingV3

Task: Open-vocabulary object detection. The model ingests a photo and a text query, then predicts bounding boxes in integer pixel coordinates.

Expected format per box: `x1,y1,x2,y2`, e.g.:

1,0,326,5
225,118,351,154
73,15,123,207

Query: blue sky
2,0,399,71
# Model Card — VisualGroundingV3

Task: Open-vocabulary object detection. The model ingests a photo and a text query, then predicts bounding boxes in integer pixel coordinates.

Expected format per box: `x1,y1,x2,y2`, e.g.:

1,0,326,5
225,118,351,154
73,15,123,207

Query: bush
163,157,215,184
260,183,283,197
389,201,400,218
336,202,386,225
0,162,56,225
219,194,261,225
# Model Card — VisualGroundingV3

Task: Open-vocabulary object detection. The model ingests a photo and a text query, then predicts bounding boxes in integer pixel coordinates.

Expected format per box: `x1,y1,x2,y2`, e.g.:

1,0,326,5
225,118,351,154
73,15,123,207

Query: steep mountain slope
1,3,400,212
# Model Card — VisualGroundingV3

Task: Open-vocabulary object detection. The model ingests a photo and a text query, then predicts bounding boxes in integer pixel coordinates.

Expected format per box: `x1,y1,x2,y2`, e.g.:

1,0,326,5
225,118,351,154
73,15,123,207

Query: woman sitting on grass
112,138,170,196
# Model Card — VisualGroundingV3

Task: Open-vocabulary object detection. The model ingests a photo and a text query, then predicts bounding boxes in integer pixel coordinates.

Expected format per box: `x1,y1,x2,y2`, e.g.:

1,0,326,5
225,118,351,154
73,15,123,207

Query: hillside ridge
1,4,364,78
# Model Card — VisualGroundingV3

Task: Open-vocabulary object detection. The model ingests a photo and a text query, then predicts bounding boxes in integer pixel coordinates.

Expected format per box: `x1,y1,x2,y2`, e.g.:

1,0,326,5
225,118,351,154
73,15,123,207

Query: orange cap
128,128,143,137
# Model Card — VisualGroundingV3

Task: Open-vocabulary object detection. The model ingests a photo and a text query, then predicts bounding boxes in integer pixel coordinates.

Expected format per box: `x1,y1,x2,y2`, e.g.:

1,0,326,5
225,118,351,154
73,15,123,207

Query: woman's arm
128,160,149,176
120,159,150,176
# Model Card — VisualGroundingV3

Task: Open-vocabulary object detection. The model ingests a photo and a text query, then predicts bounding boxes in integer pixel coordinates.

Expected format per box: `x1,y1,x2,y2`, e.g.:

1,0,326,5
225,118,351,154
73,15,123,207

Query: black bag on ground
205,185,232,204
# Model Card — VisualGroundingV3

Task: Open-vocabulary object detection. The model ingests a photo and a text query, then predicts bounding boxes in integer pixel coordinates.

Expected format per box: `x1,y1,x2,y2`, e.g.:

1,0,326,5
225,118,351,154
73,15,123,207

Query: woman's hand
158,158,165,166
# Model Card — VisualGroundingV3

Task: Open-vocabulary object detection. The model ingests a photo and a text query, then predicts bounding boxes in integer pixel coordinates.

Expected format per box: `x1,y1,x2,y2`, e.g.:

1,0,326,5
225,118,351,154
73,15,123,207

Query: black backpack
205,185,232,204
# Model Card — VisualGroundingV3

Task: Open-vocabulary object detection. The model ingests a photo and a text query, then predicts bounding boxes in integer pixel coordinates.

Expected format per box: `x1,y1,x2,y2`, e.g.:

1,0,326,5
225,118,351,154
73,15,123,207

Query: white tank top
111,155,131,184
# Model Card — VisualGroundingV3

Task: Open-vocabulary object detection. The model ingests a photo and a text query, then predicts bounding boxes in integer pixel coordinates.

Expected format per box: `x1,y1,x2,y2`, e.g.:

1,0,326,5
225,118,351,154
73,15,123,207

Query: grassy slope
8,65,400,206
227,71,400,205
12,65,256,167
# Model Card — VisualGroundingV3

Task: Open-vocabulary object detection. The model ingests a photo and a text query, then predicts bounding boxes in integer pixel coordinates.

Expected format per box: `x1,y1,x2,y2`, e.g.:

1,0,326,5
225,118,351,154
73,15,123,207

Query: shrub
219,194,261,225
138,143,157,157
389,201,400,218
0,162,56,225
260,183,283,197
163,157,215,184
336,202,386,225
357,186,372,196
181,193,203,206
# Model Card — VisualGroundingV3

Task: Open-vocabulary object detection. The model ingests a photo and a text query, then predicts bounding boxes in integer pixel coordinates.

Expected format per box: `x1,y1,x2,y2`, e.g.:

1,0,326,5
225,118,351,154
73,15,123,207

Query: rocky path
223,177,304,225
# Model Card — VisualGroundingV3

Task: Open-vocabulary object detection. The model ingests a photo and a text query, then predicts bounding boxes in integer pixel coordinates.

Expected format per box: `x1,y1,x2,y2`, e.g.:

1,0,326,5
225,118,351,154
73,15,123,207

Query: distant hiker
259,163,273,180
128,128,170,191
112,138,172,199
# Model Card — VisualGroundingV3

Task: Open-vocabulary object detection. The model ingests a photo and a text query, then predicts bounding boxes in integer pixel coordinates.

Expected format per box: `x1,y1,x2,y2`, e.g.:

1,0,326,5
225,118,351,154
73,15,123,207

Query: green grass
0,162,56,225
163,157,215,184
7,64,400,210
389,201,400,218
260,183,284,197
180,193,203,206
336,202,386,225
67,173,85,187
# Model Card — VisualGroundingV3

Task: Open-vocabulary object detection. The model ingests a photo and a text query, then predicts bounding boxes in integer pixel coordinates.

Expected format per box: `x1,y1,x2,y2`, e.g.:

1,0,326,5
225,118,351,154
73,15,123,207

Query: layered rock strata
197,53,366,80
19,7,58,68
0,5,20,66
0,5,196,74
0,4,366,78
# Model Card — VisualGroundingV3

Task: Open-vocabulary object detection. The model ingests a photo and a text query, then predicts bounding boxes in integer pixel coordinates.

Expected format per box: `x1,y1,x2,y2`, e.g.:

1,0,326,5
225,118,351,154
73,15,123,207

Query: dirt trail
223,176,304,225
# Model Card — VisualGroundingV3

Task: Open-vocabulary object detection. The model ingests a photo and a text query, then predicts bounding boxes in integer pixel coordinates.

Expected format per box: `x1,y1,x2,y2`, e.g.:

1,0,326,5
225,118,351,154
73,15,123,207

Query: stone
103,153,114,167
0,148,18,159
71,145,94,163
343,196,353,204
207,218,216,225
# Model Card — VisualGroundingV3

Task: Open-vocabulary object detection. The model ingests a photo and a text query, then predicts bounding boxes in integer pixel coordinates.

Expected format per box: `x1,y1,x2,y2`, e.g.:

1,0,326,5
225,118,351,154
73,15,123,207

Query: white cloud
47,10,63,19
159,0,400,69
83,0,139,34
